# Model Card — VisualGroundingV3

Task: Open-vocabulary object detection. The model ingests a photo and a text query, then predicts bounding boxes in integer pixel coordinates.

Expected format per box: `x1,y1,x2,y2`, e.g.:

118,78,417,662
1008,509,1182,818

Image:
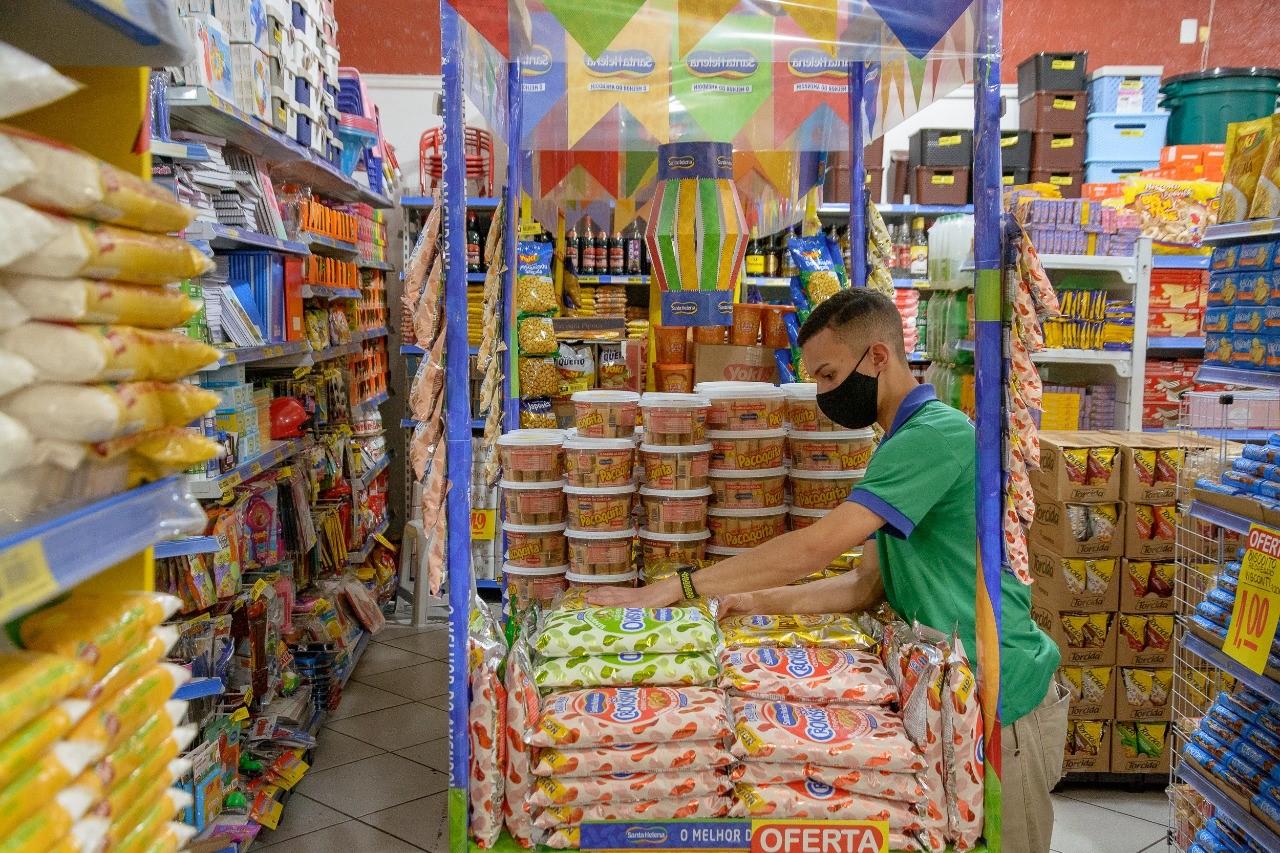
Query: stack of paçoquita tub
564,390,642,588
498,429,572,608
694,381,791,562
781,382,876,532
636,392,714,580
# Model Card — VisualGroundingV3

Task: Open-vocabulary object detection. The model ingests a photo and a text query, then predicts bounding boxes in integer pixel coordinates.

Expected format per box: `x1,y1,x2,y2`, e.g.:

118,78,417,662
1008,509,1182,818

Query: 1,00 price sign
1227,524,1280,674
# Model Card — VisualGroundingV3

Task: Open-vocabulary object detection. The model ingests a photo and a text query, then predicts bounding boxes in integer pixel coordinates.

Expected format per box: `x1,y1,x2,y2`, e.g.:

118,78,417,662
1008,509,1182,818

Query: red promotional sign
750,820,889,853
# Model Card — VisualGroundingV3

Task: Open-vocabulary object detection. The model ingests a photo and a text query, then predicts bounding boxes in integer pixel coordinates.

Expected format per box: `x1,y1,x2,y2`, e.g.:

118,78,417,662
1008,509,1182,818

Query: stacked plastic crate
1085,67,1169,186
1017,51,1089,198
265,0,344,166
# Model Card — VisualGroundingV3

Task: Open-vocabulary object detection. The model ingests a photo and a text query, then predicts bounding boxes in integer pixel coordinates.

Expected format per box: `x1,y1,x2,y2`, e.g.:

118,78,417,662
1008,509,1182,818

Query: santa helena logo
625,827,668,845
585,50,655,77
798,705,837,742
670,300,699,316
521,46,552,76
782,647,817,678
804,779,838,799
686,49,758,78
788,47,847,78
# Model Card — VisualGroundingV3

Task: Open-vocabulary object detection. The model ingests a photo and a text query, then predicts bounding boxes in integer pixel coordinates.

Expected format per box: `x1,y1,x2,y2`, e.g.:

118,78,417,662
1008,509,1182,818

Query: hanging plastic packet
0,651,89,743
939,641,984,851
720,614,876,650
730,698,924,772
789,235,843,306
528,767,731,808
0,698,91,790
530,686,732,749
503,642,539,847
532,739,736,778
719,647,897,706
533,651,719,690
533,603,720,657
468,598,507,849
516,242,556,313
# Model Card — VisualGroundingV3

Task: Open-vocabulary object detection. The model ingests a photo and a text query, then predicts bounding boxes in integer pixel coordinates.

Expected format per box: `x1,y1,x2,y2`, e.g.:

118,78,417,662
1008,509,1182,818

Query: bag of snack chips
789,235,843,307
720,614,875,650
597,343,628,389
533,605,720,657
731,698,924,772
533,651,719,689
532,740,736,778
469,600,507,848
520,397,558,429
719,647,897,706
1222,117,1276,222
939,642,983,851
529,767,731,808
503,643,539,847
530,686,732,748
804,765,929,804
532,791,732,829
516,242,556,313
554,342,594,397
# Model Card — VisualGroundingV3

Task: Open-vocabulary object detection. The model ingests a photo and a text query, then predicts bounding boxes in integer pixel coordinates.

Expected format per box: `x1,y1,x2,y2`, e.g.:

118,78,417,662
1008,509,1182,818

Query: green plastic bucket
1160,67,1280,145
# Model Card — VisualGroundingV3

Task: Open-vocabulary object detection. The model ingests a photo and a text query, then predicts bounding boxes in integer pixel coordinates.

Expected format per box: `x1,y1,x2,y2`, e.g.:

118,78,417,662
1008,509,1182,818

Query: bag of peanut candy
468,600,506,848
940,639,984,851
503,642,538,847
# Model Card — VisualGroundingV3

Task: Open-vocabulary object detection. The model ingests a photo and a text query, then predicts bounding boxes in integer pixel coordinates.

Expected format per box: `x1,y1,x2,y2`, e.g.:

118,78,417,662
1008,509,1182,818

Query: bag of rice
731,698,924,772
529,686,732,748
533,605,720,657
0,43,80,120
469,602,507,849
720,614,875,650
719,647,897,706
1,380,218,443
3,275,199,328
532,740,735,778
1,322,218,383
528,767,731,808
534,651,719,689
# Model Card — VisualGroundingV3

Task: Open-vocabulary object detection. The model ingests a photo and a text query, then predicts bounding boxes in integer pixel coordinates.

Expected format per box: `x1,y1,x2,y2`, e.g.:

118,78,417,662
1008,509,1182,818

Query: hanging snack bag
468,602,506,849
532,740,736,778
533,604,719,657
516,242,556,313
789,235,844,306
719,647,897,706
529,686,732,748
503,643,538,848
940,643,984,851
731,698,924,772
533,651,720,690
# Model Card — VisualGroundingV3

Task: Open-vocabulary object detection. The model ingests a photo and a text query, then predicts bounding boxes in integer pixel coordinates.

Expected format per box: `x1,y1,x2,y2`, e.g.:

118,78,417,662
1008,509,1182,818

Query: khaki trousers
1000,681,1070,853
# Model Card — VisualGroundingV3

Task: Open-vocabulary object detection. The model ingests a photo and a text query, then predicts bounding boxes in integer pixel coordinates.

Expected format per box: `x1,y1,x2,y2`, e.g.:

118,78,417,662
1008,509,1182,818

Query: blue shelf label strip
580,821,753,851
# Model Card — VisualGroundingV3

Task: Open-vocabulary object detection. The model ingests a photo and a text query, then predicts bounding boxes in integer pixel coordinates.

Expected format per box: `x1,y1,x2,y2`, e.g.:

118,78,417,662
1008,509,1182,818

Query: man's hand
585,579,679,609
716,593,757,620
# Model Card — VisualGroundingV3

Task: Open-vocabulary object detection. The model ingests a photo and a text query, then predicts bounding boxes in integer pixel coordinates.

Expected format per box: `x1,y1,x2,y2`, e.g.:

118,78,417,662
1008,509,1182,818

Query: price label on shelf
471,508,496,540
751,820,889,853
0,539,58,623
1226,523,1280,674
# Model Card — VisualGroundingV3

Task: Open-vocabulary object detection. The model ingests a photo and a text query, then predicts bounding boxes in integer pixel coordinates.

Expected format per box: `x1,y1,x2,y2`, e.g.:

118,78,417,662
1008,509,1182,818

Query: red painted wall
337,0,1277,81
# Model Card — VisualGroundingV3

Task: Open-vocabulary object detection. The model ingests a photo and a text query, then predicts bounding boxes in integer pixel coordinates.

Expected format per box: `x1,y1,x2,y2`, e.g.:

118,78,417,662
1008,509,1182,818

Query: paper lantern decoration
645,141,748,327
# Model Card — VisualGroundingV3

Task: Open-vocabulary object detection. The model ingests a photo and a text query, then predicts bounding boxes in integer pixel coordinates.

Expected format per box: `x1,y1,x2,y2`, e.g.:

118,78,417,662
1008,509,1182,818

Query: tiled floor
255,610,1172,853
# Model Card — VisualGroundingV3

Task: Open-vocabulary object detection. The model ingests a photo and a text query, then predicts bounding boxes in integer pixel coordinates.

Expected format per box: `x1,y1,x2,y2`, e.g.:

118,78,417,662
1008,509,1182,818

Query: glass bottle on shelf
745,227,764,277
609,230,624,275
579,218,595,274
565,225,579,275
837,225,851,271
466,211,481,272
763,230,780,277
596,228,610,278
909,216,928,281
780,226,799,278
625,221,643,274
894,222,911,271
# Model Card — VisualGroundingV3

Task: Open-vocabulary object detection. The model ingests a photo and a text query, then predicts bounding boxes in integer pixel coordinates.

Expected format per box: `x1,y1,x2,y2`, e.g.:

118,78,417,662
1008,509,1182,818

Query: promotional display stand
435,2,1009,850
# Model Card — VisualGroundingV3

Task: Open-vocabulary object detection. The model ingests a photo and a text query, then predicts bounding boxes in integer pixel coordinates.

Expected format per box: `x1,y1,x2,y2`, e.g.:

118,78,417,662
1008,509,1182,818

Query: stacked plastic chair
418,125,493,196
336,66,387,194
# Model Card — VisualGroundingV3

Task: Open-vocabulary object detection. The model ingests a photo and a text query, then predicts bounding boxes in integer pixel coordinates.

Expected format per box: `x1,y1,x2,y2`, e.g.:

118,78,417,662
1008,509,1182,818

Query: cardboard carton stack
1030,432,1178,774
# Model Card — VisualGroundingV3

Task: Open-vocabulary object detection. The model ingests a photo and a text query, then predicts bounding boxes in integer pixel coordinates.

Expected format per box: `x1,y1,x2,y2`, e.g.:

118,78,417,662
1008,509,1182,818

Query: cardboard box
693,343,778,385
1114,667,1173,721
1115,613,1174,667
1119,559,1176,613
1032,606,1117,666
1107,432,1181,502
1033,432,1123,502
1063,719,1111,773
1111,721,1170,773
1125,503,1176,560
1058,666,1116,719
1030,544,1120,612
1032,499,1124,559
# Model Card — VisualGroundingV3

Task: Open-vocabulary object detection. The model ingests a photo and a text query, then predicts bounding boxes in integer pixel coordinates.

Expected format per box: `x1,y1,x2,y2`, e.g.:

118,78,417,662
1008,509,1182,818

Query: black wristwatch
675,565,699,601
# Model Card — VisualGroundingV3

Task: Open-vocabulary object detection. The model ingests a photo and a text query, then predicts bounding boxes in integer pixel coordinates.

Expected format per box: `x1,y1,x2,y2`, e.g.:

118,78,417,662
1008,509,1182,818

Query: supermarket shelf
576,274,650,285
467,272,488,283
400,345,425,356
353,327,388,343
186,222,310,256
955,341,1133,376
188,438,309,499
312,341,363,362
303,232,358,256
0,478,198,624
347,519,390,565
357,258,395,271
1187,499,1254,536
354,455,390,491
818,203,973,216
203,340,311,368
400,196,500,209
0,1,194,66
301,285,361,299
1180,761,1280,850
150,138,211,162
477,579,502,591
1184,427,1275,442
1184,631,1280,704
1039,253,1138,283
1204,218,1280,245
745,276,792,289
894,278,921,289
1152,255,1211,269
173,677,225,701
908,352,931,363
154,536,220,559
357,390,390,409
1147,336,1205,350
1195,364,1280,389
166,86,393,208
337,631,371,689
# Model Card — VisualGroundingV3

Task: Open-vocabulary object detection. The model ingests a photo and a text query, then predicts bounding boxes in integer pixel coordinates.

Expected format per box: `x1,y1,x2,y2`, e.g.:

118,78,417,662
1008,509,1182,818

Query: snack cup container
730,302,765,346
707,428,787,471
563,433,636,487
692,325,728,344
762,306,793,349
638,485,712,534
788,506,831,530
653,363,694,393
639,393,710,445
787,428,876,471
502,521,568,568
638,528,710,573
496,428,565,482
566,570,637,589
565,528,636,576
788,469,865,510
503,562,569,608
654,325,689,364
708,467,787,509
781,382,840,432
707,505,788,549
704,544,749,564
695,381,787,430
639,443,712,490
571,390,640,438
498,479,566,525
564,483,636,532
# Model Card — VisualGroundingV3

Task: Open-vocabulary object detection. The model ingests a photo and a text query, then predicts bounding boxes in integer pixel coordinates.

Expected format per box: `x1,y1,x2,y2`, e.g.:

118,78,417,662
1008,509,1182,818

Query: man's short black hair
797,288,906,355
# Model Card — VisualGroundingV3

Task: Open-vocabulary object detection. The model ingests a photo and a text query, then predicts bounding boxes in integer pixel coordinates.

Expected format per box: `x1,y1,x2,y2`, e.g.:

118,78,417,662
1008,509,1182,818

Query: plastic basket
1085,113,1168,162
1084,160,1158,183
1160,68,1280,145
1088,67,1163,113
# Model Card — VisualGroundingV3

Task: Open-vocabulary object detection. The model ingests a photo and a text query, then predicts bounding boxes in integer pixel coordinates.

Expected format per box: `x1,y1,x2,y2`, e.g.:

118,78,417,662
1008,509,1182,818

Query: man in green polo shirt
588,288,1064,852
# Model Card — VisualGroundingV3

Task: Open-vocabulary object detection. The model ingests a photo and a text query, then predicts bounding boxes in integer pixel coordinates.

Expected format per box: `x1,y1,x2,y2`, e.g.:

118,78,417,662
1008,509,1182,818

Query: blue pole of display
440,2,473,850
972,0,1005,848
504,60,522,434
847,62,866,287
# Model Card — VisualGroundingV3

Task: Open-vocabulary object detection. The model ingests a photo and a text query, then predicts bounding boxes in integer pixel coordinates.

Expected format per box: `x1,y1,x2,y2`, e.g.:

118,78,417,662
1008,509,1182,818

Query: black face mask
816,346,880,430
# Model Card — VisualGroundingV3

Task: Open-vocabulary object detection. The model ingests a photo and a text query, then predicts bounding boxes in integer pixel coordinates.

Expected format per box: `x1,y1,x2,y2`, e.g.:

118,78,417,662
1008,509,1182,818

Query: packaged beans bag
532,740,736,778
719,647,897,706
528,767,731,808
730,698,924,772
503,643,539,847
533,604,720,657
530,686,732,748
469,603,507,849
534,651,719,690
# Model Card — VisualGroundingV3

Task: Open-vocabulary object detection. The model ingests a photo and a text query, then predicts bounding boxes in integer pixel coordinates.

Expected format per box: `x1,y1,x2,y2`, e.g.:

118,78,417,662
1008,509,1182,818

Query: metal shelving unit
185,222,310,256
188,438,311,500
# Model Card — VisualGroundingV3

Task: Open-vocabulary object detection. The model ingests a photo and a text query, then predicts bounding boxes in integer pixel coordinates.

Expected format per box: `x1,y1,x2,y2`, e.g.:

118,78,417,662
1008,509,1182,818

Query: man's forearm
744,569,885,616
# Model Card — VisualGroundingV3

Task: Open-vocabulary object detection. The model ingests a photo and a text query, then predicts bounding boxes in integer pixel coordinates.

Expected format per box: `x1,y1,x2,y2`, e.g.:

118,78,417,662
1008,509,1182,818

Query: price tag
471,508,496,540
1226,523,1280,674
1051,136,1075,149
0,539,58,623
937,134,962,147
1052,97,1078,110
1120,128,1146,138
252,578,269,600
1051,58,1077,70
1050,175,1074,186
931,174,955,185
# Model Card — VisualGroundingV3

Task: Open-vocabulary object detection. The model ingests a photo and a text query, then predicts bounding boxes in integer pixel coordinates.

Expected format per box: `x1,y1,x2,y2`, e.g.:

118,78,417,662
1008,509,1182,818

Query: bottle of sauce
909,216,928,281
625,222,643,274
466,211,481,272
579,218,595,275
609,231,624,275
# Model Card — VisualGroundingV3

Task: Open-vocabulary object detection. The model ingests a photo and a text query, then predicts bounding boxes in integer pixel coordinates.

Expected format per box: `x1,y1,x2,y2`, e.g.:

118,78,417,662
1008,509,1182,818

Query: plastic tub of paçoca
788,468,866,510
565,570,638,589
638,528,710,572
503,562,569,608
571,390,640,438
786,428,876,472
564,483,637,532
693,381,786,431
708,466,786,509
707,428,787,471
781,382,841,432
637,485,712,534
707,505,788,549
565,527,636,575
638,443,712,490
496,429,566,482
499,479,566,525
502,521,568,568
638,392,711,445
562,432,637,487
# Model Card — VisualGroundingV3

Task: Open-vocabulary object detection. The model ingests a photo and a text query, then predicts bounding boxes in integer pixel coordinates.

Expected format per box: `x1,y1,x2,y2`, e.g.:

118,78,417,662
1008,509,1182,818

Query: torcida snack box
1031,499,1125,559
1032,605,1118,667
1034,432,1123,503
1030,543,1121,612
